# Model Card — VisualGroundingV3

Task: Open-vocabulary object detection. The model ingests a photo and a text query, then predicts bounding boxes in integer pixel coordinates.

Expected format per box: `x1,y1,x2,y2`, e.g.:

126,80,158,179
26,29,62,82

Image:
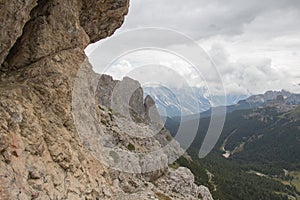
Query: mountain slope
165,103,300,199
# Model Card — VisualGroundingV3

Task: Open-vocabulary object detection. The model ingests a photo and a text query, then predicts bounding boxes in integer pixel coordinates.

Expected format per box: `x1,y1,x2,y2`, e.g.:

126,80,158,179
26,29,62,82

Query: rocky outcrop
99,75,145,118
0,0,129,199
95,74,213,198
144,94,161,123
97,74,118,108
156,167,214,200
96,75,161,124
0,0,213,199
95,103,212,199
0,0,129,71
0,0,37,65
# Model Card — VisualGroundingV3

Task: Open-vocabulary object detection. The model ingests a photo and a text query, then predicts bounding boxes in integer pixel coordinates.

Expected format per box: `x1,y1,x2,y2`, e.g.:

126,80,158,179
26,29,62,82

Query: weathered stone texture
0,0,213,199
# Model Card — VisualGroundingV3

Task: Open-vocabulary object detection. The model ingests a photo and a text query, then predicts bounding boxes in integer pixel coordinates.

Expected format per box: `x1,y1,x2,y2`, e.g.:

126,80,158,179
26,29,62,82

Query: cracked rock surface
0,0,213,199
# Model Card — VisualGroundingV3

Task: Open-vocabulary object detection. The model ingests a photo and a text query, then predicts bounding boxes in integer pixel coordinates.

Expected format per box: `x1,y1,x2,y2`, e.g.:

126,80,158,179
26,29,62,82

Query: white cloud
87,0,300,95
203,40,300,94
94,50,209,89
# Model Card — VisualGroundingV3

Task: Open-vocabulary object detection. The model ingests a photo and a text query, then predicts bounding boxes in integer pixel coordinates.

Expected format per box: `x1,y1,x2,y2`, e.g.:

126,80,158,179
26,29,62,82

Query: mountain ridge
144,86,248,117
162,89,300,122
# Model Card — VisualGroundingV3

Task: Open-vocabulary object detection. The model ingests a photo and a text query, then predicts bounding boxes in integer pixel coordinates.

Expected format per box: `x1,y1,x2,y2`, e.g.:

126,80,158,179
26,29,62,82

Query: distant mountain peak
144,86,248,117
244,90,300,106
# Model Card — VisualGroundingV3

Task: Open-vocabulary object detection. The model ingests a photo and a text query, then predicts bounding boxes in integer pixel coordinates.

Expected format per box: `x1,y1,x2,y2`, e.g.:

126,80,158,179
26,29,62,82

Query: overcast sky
86,0,300,95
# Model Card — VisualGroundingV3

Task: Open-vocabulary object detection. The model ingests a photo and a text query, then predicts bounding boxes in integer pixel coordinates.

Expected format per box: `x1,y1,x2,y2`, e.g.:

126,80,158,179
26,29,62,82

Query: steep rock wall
0,1,129,199
0,1,213,199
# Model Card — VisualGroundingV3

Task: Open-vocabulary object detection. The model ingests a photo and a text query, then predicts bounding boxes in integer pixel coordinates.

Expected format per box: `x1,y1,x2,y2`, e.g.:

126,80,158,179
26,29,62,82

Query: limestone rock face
156,167,214,200
97,74,145,116
80,0,129,43
96,74,164,127
0,0,129,199
0,0,37,65
0,0,129,71
97,74,118,107
0,0,213,199
96,75,158,123
95,74,213,199
3,0,89,71
144,95,162,124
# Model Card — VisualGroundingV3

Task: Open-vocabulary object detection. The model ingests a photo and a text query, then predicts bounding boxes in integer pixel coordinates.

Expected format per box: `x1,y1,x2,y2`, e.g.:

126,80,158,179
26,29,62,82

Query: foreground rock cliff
0,1,213,199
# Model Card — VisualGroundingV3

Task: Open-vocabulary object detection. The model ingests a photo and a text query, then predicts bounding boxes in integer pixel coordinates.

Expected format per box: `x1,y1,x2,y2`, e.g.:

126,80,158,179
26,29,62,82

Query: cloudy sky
86,0,300,95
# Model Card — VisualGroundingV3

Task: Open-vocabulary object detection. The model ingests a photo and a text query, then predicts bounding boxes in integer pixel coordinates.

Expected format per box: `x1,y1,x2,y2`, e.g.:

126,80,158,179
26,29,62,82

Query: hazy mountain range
144,87,300,118
144,86,248,117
